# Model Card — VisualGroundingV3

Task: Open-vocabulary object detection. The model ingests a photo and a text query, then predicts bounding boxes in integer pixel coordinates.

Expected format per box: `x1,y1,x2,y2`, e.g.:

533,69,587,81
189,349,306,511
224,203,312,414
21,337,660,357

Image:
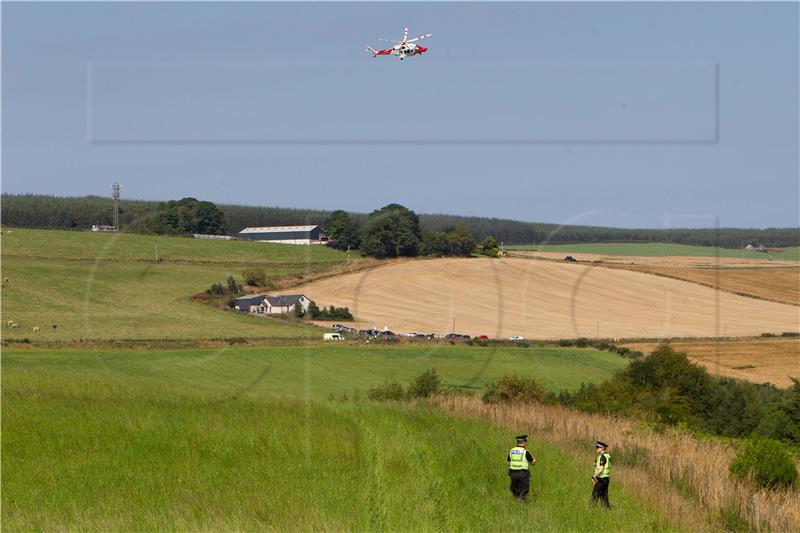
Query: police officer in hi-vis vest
507,434,536,501
591,441,612,507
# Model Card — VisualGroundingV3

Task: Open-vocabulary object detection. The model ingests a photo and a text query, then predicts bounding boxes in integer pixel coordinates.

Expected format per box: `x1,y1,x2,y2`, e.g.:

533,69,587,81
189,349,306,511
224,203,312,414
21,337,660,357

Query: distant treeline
2,193,798,247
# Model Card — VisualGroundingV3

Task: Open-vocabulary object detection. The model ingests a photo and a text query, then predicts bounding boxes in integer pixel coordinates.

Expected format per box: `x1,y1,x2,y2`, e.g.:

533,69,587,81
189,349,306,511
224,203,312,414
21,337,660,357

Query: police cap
516,434,528,441
596,441,609,449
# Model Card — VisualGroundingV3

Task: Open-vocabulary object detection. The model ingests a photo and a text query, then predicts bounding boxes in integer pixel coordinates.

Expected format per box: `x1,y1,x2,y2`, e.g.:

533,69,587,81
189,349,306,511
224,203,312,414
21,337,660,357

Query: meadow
508,242,800,260
1,228,356,341
2,344,673,531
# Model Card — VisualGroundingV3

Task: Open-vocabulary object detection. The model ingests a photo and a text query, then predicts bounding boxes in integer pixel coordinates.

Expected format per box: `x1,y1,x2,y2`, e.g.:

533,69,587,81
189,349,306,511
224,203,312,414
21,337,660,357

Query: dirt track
281,258,800,339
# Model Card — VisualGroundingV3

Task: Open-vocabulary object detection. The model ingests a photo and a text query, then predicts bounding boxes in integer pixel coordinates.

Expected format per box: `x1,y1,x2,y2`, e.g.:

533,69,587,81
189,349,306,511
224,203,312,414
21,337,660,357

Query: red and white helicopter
366,27,432,60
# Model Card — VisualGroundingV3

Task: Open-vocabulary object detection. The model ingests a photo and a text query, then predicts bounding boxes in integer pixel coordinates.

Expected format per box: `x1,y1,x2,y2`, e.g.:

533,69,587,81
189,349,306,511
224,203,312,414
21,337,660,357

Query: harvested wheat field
281,258,800,339
623,338,800,387
608,265,800,306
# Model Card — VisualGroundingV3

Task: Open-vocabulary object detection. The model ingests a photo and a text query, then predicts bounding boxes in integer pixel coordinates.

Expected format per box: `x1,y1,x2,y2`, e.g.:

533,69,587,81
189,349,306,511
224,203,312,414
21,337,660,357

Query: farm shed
238,225,324,245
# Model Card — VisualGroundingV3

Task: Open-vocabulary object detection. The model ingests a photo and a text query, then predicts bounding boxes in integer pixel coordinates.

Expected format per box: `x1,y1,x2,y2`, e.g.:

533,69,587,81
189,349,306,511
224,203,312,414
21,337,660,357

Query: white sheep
32,326,40,333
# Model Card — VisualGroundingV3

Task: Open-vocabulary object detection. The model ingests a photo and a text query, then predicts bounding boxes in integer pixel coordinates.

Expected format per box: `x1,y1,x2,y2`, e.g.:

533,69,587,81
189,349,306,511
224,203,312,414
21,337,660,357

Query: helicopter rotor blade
403,27,408,42
406,33,432,43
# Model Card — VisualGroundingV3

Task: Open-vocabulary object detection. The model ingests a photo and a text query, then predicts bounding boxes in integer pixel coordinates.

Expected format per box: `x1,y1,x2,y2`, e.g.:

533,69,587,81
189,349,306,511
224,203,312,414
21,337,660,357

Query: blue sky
2,1,798,228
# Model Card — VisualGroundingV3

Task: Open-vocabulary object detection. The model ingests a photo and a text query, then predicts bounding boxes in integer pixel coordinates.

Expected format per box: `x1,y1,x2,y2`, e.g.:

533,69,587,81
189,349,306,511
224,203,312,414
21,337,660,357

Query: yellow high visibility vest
595,453,611,478
509,446,529,470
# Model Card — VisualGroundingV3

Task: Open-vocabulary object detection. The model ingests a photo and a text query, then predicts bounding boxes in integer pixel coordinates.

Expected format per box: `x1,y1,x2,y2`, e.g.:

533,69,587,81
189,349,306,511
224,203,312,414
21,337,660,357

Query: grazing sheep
9,321,18,329
53,324,58,330
32,326,40,333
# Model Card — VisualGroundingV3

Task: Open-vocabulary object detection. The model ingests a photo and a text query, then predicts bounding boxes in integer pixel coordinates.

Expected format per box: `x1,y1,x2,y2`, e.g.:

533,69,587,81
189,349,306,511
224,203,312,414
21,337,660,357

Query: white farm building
238,225,325,245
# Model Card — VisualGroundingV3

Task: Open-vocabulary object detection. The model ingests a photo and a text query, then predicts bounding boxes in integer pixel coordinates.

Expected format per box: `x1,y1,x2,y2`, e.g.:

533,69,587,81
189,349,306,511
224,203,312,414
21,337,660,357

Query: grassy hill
508,242,800,260
1,228,353,341
2,346,669,531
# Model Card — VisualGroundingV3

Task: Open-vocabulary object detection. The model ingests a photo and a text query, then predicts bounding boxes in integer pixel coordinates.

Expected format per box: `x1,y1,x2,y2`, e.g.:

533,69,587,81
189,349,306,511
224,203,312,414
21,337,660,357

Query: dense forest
2,193,799,247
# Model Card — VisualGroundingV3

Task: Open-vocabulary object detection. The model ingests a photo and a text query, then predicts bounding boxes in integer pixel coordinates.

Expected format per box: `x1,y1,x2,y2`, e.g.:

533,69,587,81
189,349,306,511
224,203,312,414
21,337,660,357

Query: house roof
234,295,267,303
239,225,318,234
264,294,307,307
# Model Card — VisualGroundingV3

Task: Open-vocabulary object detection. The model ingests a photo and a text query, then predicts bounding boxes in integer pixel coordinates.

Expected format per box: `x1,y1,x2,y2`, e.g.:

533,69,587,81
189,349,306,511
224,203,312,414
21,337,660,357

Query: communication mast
112,183,121,231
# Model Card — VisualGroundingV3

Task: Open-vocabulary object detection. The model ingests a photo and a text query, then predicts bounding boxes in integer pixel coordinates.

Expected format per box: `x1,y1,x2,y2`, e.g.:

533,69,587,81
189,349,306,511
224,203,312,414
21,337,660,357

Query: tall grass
432,395,800,531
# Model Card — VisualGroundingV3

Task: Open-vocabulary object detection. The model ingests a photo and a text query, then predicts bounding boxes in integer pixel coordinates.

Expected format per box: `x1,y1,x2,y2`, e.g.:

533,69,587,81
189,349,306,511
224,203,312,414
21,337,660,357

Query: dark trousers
591,477,610,507
509,469,530,500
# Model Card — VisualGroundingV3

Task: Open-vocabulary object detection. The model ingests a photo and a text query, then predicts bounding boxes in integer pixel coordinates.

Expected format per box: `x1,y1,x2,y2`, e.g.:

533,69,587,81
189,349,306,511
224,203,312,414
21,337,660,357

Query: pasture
1,228,354,341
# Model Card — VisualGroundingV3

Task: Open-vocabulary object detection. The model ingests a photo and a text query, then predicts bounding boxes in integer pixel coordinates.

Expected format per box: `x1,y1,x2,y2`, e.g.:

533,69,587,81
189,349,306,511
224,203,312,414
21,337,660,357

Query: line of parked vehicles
325,324,525,342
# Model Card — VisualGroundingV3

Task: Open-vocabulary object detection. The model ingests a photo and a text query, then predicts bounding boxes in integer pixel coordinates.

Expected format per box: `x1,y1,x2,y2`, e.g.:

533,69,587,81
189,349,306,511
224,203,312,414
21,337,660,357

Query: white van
323,333,343,341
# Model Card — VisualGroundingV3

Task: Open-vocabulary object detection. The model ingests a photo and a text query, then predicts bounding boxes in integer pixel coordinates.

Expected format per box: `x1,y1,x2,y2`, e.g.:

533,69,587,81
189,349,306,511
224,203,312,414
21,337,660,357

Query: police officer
591,441,611,508
507,434,536,501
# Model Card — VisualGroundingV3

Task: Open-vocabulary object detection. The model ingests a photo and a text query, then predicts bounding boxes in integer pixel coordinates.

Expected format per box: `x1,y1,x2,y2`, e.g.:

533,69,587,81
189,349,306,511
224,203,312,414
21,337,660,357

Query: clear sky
2,1,798,228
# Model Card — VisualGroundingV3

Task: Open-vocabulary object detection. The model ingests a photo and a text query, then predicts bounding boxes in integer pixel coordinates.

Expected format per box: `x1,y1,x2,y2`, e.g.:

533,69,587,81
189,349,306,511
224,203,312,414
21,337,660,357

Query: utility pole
112,183,121,231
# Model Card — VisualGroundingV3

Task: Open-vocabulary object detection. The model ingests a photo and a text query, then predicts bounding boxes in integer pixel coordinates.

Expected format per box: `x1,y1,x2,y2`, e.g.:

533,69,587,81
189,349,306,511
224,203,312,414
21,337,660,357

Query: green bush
408,369,441,398
483,374,549,404
729,438,798,489
367,380,407,401
242,268,267,287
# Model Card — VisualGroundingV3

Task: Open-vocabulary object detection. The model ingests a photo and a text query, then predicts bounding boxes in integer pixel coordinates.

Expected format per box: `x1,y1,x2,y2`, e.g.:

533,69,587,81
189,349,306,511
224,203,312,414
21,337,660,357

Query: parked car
359,328,381,337
478,335,489,340
335,325,357,334
404,331,425,338
508,336,525,341
323,333,344,341
445,333,471,340
564,256,577,262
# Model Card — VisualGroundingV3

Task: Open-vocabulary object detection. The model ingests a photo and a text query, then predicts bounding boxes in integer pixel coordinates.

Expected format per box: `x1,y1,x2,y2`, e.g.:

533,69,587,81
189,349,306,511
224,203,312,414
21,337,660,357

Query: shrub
242,268,267,287
729,438,798,489
292,301,305,318
575,337,590,348
367,380,407,401
483,374,549,404
206,282,225,296
408,369,441,398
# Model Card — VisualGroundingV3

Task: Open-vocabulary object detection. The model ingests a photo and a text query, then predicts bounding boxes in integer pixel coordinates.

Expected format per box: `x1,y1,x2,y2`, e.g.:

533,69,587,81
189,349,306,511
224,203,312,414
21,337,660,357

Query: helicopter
366,27,431,60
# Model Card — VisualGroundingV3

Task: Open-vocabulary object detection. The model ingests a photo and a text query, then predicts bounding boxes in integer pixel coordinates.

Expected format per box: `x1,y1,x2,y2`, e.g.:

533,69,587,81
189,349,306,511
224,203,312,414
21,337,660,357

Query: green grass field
2,344,628,399
2,345,672,531
1,228,351,341
508,242,800,260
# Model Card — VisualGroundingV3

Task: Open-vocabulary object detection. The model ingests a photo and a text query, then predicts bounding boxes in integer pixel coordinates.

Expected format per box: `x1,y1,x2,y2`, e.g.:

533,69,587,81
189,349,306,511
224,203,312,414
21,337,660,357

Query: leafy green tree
226,276,240,296
307,301,321,319
445,225,476,257
323,210,361,250
420,230,450,256
147,197,228,235
480,236,500,257
360,204,422,258
292,301,305,318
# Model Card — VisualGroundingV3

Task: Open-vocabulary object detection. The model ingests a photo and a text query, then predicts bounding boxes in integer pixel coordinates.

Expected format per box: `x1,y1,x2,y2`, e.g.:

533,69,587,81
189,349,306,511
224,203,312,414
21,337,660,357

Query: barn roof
239,225,318,234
